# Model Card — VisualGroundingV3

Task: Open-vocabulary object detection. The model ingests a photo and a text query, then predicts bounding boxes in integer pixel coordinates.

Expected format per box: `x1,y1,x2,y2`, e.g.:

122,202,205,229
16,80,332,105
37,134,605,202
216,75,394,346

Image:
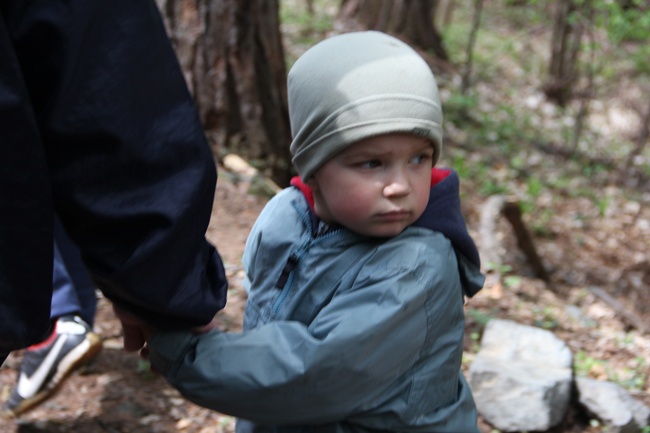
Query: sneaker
1,315,103,418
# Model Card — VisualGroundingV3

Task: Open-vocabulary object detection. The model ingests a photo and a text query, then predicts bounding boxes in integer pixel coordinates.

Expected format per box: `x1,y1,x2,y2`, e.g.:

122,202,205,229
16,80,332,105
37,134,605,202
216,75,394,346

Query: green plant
450,154,471,179
469,331,482,354
467,308,494,328
526,175,543,199
484,262,513,274
136,359,156,380
612,356,648,391
444,93,479,124
595,195,609,217
531,208,554,238
479,179,510,195
589,419,601,428
574,350,605,377
499,0,547,29
532,306,559,330
280,0,335,65
504,275,522,289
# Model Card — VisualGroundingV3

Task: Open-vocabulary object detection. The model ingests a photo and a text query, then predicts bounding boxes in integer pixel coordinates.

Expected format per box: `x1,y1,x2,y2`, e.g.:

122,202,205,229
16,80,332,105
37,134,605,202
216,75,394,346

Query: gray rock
469,319,573,432
576,377,650,433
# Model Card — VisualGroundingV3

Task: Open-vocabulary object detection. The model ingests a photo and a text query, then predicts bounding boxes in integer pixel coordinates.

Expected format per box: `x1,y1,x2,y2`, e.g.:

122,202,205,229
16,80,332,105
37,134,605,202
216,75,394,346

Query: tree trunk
460,0,484,96
624,98,650,176
157,0,293,186
434,0,455,31
543,0,585,107
337,0,448,61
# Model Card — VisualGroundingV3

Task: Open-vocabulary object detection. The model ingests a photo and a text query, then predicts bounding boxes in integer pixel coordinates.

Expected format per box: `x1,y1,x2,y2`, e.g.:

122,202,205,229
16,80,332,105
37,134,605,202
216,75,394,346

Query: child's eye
410,153,432,165
358,159,382,169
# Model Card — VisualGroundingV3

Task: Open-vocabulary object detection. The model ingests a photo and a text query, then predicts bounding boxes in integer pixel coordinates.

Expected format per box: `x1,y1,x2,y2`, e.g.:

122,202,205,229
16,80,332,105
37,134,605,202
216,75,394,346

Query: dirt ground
0,177,264,433
1,163,649,433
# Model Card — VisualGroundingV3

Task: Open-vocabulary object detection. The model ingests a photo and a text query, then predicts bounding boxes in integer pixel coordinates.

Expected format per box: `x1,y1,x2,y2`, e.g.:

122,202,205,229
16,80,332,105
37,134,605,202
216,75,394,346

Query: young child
146,31,485,433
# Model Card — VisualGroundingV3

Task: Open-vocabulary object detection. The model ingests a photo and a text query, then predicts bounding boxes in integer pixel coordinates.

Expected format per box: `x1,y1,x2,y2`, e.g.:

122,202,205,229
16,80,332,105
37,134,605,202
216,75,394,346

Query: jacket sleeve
3,0,227,327
147,235,466,424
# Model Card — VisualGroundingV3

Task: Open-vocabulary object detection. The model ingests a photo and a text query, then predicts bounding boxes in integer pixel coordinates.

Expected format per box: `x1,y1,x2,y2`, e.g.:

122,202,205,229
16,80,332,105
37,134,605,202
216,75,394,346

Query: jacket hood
413,168,480,267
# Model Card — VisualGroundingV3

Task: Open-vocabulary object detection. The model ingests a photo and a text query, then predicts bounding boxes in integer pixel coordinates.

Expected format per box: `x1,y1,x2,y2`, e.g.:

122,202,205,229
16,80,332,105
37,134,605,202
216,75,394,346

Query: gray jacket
149,174,484,433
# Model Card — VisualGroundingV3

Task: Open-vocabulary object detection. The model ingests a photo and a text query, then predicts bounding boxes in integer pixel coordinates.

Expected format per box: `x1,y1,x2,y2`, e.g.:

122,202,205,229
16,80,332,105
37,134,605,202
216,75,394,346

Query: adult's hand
112,304,218,352
112,304,156,352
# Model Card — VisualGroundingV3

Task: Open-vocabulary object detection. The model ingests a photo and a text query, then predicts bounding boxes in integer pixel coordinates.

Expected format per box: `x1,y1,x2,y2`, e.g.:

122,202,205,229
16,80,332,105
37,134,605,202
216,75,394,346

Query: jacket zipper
272,253,300,315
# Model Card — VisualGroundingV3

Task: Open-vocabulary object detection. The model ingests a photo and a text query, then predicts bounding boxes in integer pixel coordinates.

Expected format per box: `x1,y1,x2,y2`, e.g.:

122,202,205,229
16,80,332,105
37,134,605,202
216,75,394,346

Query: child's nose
383,170,411,197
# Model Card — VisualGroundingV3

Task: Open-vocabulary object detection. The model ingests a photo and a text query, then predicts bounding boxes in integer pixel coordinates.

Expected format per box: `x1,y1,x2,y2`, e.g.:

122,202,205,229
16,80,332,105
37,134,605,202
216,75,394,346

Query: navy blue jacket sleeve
0,0,227,333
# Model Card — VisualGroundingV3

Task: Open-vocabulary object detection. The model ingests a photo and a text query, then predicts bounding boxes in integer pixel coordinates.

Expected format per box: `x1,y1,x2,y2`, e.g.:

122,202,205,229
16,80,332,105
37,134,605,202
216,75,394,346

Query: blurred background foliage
159,0,650,196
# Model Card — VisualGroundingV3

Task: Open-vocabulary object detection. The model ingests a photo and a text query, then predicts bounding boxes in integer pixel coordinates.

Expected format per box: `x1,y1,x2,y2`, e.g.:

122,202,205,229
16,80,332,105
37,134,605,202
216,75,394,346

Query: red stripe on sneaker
26,322,58,351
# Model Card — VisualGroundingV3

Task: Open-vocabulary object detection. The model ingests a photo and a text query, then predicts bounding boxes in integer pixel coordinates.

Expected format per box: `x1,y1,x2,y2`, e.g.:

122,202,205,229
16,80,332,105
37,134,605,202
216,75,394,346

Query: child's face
308,133,434,237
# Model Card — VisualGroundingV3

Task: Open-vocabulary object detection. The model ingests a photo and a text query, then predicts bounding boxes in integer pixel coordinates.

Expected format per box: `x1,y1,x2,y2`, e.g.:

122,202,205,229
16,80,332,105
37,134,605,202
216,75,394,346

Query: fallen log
588,286,650,334
479,195,549,281
222,154,282,198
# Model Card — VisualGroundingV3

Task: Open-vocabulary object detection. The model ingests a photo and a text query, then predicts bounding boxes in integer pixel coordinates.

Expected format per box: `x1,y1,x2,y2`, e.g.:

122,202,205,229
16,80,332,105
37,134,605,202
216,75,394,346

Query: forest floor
1,158,649,433
0,179,264,433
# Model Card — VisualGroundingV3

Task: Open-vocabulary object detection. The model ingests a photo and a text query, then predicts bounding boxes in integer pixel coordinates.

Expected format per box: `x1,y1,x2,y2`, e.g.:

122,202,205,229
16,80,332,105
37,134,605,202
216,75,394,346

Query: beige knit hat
288,31,443,180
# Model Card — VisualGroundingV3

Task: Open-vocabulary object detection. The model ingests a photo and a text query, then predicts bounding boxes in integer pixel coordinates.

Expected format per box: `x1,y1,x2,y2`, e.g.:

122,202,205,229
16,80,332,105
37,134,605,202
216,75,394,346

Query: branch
588,286,649,334
479,195,549,281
